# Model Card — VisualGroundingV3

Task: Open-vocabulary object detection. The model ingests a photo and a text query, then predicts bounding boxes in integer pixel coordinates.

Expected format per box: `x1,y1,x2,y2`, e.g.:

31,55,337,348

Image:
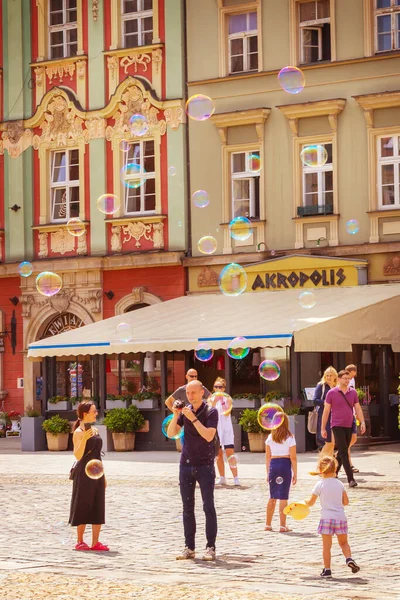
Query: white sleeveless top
265,434,296,456
215,398,234,446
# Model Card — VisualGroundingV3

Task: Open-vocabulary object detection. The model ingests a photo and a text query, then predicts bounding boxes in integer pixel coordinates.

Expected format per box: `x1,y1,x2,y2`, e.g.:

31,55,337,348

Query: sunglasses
188,375,197,378
214,385,224,389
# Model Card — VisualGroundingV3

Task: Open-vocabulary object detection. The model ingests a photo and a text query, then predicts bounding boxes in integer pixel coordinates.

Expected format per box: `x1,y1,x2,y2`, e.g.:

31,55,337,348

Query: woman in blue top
314,367,338,455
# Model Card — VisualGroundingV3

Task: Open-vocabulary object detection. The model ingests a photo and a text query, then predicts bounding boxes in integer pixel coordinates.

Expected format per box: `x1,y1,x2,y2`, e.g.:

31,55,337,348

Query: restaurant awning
27,283,400,359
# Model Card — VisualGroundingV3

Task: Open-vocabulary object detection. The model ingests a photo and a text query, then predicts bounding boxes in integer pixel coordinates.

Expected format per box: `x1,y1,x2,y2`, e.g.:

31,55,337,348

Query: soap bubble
278,66,305,94
85,459,104,480
229,217,253,241
192,190,210,208
276,476,284,485
227,337,250,360
195,342,214,362
116,322,133,342
66,217,86,237
257,403,284,430
162,414,184,440
51,521,73,546
227,454,240,467
211,391,232,415
19,261,33,277
177,220,183,227
96,194,120,215
36,272,62,297
219,263,248,297
198,235,217,255
129,114,149,137
259,360,281,382
299,290,316,309
249,154,261,173
168,166,177,176
186,94,215,121
120,140,131,153
300,145,328,168
346,219,359,235
120,163,146,188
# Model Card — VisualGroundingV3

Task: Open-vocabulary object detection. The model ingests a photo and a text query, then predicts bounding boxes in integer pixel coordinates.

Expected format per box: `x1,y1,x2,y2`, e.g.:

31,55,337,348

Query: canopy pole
225,354,232,396
118,354,122,395
290,346,300,401
99,355,107,418
160,352,168,416
42,358,48,417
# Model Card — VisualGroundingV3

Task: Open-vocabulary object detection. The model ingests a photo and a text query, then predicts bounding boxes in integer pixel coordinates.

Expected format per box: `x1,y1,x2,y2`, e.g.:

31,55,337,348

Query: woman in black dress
314,366,338,455
69,401,108,551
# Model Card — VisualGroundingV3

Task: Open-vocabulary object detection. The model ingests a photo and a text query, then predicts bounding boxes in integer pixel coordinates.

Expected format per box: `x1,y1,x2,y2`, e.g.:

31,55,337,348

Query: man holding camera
165,368,211,412
167,379,219,561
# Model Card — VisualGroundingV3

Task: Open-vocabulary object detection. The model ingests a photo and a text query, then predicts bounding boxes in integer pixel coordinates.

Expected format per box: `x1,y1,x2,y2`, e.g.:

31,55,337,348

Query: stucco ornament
49,289,74,314
38,232,49,258
32,94,89,149
51,229,75,255
152,222,164,249
0,121,33,158
121,53,152,74
122,221,152,247
111,226,122,252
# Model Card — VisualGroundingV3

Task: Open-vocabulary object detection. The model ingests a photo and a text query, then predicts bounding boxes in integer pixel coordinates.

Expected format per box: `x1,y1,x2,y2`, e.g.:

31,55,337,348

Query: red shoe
90,542,109,551
75,541,90,551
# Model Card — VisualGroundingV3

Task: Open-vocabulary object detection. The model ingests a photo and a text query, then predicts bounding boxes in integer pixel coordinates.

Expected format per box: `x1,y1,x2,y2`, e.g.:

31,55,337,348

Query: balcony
297,204,334,217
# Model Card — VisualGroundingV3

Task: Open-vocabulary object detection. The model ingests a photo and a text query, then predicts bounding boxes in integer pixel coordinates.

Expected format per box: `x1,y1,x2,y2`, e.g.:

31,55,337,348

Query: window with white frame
123,141,156,214
50,149,80,221
122,0,153,48
375,0,400,53
302,143,333,213
299,0,331,64
378,135,400,208
228,12,258,74
49,0,78,59
231,151,260,219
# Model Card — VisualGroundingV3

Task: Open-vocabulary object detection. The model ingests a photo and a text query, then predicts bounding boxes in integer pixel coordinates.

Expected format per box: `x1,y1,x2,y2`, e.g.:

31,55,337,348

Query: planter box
21,417,47,451
248,432,268,452
131,398,159,410
47,401,71,411
233,398,256,409
288,415,306,453
354,406,370,450
46,432,69,451
106,400,128,410
112,432,135,451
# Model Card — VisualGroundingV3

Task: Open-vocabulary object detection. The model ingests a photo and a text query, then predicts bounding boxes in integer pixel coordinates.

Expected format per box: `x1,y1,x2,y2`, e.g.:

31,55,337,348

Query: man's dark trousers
332,426,353,483
179,464,217,550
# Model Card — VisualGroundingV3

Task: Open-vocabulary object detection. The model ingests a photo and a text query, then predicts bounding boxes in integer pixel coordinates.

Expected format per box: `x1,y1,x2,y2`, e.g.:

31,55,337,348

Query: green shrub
104,406,145,433
48,396,70,405
232,393,263,401
238,408,264,433
25,405,41,417
106,394,131,402
131,391,160,402
42,415,71,434
264,391,287,403
284,399,302,415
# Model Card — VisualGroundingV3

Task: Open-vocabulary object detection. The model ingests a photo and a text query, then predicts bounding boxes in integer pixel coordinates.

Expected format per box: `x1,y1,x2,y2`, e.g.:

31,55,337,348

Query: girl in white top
208,378,240,486
265,413,297,532
305,455,360,578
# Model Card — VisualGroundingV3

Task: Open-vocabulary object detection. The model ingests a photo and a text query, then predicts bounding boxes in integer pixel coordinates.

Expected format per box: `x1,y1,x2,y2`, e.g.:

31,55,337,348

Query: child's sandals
264,525,273,531
279,525,292,533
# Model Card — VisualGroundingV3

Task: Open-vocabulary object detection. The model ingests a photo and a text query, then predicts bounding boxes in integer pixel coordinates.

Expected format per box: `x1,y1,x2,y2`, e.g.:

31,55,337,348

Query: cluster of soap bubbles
18,261,63,297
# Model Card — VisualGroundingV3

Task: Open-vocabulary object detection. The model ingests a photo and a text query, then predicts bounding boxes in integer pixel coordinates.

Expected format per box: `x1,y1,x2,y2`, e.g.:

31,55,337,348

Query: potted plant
42,415,71,451
264,391,288,407
7,410,21,437
232,393,263,409
103,405,145,451
131,390,160,410
21,405,47,451
106,394,130,409
0,412,7,438
238,408,267,452
283,399,306,453
355,388,371,448
47,395,71,411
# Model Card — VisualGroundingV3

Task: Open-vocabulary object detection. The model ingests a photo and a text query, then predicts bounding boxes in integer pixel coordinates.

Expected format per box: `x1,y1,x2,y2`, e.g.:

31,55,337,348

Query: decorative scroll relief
111,226,122,252
120,53,152,74
165,106,185,131
46,63,76,83
32,95,89,149
20,287,102,318
92,0,99,21
152,49,162,74
105,83,167,140
37,228,87,257
111,220,164,250
0,121,33,159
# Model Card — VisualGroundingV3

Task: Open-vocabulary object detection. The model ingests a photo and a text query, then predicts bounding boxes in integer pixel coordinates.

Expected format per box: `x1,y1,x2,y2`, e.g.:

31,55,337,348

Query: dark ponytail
72,401,94,431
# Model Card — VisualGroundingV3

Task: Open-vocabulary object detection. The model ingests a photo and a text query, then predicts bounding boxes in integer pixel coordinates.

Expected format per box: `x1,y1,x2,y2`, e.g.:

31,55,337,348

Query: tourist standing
314,367,338,455
165,369,211,412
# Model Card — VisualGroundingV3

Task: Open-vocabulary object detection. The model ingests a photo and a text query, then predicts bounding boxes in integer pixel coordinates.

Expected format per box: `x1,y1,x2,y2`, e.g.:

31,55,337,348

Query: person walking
165,368,211,412
208,377,240,486
305,454,361,578
265,413,297,533
167,379,219,561
321,370,366,488
69,401,108,551
346,364,359,474
314,367,338,455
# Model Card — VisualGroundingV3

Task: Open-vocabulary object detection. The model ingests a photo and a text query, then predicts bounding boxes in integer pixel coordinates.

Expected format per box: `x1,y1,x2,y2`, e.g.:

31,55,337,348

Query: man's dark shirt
177,402,218,466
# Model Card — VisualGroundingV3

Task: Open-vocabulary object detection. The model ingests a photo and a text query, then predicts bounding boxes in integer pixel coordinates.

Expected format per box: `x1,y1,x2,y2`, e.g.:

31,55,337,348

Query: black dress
69,431,105,526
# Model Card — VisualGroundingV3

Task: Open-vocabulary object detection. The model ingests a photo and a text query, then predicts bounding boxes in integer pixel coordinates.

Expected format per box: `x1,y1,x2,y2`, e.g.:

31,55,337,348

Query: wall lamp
9,297,19,306
104,290,115,300
10,205,21,212
257,242,267,252
316,237,328,247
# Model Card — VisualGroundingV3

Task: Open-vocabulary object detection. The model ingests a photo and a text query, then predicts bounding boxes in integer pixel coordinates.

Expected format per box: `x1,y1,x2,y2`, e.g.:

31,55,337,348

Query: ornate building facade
0,1,187,413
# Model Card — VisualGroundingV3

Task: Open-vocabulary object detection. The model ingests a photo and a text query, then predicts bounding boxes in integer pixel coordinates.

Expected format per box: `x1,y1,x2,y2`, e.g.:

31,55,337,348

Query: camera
173,399,186,410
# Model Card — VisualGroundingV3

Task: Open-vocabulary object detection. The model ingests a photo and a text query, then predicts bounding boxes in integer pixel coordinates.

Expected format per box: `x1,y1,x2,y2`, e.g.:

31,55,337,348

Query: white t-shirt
265,434,296,456
312,478,347,520
349,377,356,389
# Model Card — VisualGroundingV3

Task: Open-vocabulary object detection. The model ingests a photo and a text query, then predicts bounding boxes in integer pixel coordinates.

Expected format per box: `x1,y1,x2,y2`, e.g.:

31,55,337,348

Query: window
301,143,333,214
375,0,400,53
231,151,260,219
50,149,80,221
378,135,400,208
123,141,156,214
49,0,78,59
122,0,153,48
299,0,331,63
228,12,258,74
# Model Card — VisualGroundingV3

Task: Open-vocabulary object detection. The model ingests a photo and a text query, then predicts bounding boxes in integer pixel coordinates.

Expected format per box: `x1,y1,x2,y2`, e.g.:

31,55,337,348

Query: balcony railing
297,204,334,217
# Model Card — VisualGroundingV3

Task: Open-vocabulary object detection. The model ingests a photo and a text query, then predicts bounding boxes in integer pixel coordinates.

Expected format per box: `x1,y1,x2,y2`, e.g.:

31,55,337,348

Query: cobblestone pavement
0,440,399,600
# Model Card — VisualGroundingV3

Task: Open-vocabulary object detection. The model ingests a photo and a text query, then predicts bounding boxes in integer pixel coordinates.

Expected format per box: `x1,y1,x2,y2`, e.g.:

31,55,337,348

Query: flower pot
112,432,136,451
47,401,71,411
131,398,158,409
45,432,69,451
21,417,47,451
106,400,128,410
288,414,306,453
248,432,268,452
354,406,371,450
233,398,256,409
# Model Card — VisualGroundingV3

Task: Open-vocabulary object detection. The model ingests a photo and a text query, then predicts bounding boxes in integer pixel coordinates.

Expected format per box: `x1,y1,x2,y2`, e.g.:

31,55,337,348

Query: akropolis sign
251,268,346,290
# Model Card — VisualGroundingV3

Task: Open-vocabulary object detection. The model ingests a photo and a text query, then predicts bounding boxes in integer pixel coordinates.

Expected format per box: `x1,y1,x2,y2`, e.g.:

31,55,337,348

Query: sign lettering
252,268,346,291
42,312,85,339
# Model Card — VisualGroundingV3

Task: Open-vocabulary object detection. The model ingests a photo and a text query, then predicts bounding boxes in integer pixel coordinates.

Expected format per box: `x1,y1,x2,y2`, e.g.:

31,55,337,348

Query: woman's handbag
307,408,318,434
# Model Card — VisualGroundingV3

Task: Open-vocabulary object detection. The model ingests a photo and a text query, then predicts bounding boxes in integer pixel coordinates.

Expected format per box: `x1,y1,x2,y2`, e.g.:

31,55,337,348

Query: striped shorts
317,519,348,535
